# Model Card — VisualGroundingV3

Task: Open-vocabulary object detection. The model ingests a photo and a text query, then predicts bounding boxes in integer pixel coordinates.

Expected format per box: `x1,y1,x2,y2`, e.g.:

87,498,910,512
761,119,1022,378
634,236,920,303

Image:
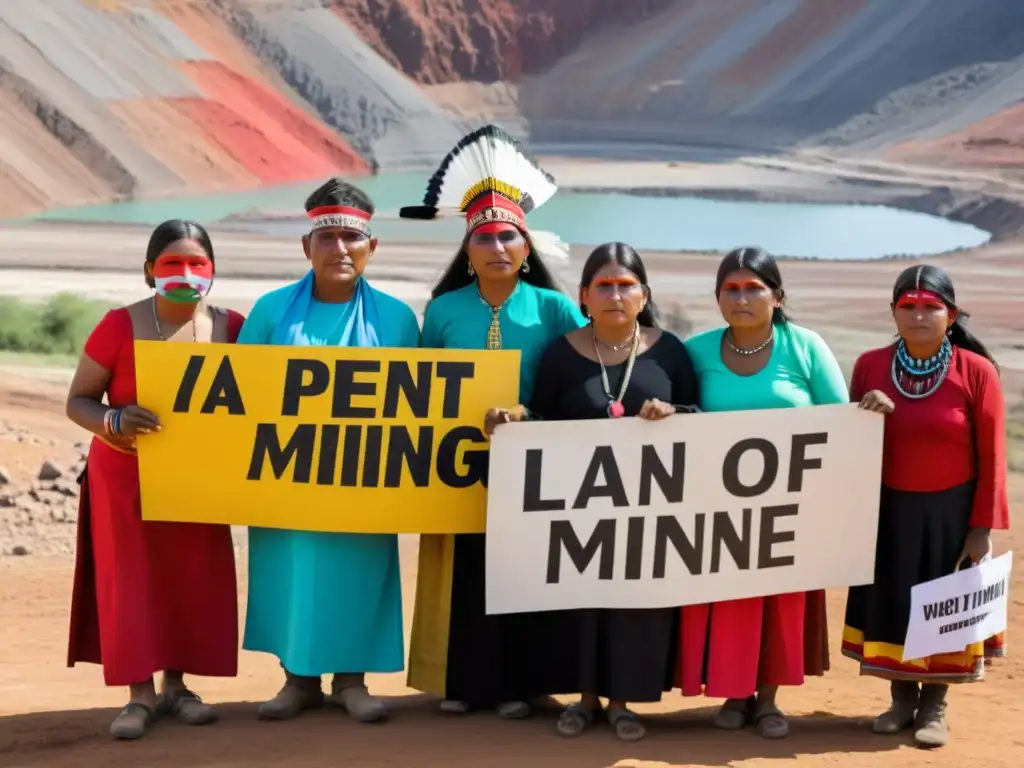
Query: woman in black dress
489,242,699,741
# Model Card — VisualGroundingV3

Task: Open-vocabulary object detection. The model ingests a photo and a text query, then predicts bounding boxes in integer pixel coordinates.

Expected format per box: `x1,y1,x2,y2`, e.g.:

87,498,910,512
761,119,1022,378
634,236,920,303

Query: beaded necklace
891,337,952,399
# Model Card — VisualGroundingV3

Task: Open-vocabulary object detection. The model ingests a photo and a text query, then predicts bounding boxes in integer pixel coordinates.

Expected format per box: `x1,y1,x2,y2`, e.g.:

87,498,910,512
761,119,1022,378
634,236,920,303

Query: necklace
478,282,519,351
594,324,638,352
593,323,639,418
725,327,774,356
891,337,952,399
152,296,197,342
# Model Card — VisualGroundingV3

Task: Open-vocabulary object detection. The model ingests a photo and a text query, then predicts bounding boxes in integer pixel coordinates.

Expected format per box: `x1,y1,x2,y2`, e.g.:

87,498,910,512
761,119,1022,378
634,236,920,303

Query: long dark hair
714,246,789,325
144,219,215,288
892,264,998,371
429,230,563,300
579,242,659,328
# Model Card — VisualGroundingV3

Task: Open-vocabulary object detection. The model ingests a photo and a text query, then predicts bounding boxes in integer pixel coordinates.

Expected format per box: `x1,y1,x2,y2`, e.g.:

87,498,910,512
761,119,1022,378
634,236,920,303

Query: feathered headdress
399,125,569,260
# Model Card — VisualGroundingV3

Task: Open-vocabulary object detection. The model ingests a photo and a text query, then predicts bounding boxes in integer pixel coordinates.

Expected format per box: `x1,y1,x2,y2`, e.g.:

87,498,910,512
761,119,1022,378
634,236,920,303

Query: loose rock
37,460,63,481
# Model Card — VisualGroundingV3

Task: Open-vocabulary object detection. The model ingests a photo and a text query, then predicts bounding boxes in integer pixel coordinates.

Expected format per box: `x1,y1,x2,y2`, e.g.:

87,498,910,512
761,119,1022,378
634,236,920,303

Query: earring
521,259,530,274
947,326,953,336
467,262,475,276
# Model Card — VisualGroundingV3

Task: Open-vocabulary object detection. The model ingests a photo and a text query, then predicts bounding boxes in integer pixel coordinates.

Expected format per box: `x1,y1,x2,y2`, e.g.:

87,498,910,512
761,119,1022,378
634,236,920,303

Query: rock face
1,0,1023,217
331,0,674,84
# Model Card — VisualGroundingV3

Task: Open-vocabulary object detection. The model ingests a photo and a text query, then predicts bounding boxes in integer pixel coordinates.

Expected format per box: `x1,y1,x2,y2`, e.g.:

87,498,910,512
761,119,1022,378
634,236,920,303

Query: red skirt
677,590,829,699
67,440,239,686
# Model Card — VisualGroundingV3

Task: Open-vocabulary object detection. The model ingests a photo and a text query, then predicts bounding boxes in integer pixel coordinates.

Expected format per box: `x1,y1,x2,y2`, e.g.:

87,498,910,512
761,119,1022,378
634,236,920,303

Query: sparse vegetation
0,294,111,357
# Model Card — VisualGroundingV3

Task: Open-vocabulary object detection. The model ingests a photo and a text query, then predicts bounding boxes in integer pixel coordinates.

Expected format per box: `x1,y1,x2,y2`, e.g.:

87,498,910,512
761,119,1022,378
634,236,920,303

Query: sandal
713,696,755,730
607,704,646,742
753,702,790,740
556,702,596,738
158,688,217,725
109,702,156,740
496,700,530,719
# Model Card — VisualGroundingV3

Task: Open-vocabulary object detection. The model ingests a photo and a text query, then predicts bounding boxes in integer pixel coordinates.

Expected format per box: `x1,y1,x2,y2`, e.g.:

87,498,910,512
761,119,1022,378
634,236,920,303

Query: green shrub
0,294,112,355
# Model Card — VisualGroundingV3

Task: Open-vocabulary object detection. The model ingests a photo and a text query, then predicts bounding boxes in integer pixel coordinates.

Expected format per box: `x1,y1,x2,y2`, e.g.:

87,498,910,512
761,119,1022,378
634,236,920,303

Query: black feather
398,205,440,220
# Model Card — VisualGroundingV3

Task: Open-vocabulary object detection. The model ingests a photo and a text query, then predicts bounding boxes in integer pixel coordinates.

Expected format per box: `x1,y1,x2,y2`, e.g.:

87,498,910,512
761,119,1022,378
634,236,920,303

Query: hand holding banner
134,341,520,533
485,403,884,615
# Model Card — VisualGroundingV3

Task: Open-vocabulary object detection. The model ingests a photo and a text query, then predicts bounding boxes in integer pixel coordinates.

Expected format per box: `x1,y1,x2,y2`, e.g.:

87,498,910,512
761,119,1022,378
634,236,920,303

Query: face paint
591,276,642,297
151,253,214,303
895,289,945,311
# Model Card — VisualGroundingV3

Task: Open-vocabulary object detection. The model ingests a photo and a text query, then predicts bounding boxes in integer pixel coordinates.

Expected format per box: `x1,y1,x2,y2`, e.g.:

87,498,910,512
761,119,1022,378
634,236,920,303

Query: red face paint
471,221,519,236
151,253,214,303
895,290,945,311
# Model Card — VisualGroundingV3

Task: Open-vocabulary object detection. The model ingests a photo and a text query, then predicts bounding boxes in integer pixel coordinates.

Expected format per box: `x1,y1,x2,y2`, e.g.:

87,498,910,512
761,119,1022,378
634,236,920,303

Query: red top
84,307,245,408
850,344,1009,530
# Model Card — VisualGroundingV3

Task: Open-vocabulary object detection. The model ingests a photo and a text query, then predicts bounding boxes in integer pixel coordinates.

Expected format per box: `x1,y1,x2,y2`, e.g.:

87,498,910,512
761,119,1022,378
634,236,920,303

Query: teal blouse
421,281,586,404
684,322,848,411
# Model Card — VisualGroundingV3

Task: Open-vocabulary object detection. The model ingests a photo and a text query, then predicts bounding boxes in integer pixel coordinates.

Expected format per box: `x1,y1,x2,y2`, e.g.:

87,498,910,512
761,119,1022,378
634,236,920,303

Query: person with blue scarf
237,178,420,724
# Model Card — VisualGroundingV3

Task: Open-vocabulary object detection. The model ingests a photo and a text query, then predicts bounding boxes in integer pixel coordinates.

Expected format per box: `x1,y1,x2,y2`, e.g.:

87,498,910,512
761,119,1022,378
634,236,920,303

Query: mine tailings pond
25,173,991,260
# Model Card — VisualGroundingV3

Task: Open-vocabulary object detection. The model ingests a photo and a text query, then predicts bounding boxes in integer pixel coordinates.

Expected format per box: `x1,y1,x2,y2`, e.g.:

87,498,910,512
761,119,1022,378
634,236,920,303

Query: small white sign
485,403,884,615
903,551,1013,662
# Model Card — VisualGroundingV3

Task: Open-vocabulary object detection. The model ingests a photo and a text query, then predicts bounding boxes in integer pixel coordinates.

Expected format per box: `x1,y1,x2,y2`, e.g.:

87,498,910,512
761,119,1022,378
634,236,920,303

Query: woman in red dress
66,219,242,740
843,264,1009,749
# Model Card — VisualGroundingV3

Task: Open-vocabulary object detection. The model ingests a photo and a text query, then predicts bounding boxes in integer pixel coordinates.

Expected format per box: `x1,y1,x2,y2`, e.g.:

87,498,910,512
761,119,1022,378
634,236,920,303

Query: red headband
308,205,372,235
465,192,525,233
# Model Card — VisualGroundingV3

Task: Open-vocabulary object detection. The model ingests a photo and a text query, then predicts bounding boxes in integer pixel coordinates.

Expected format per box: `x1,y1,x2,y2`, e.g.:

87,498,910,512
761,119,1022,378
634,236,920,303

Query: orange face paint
720,279,768,295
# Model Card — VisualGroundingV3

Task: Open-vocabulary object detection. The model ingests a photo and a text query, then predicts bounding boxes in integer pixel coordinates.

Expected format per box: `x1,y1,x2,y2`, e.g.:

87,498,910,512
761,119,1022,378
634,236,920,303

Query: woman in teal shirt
400,125,586,718
676,247,848,740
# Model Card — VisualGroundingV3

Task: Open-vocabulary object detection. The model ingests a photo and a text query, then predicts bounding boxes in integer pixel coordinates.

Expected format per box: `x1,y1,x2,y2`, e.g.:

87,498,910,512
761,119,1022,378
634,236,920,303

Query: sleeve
83,308,130,370
236,296,274,346
225,309,246,343
668,336,700,409
803,330,849,406
420,302,443,349
848,353,868,403
968,358,1010,529
527,338,564,420
553,293,587,336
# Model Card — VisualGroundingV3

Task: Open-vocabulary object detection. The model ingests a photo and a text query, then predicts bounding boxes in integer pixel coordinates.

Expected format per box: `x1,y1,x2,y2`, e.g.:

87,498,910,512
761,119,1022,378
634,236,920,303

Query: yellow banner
134,341,520,533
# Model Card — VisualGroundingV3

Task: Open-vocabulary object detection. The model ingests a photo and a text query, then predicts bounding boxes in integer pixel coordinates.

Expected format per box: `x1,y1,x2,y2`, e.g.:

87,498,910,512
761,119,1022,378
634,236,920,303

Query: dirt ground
0,224,1022,766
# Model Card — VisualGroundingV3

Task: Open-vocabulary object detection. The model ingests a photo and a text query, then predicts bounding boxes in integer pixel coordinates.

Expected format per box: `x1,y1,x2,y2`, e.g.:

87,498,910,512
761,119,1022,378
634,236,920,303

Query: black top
529,331,699,420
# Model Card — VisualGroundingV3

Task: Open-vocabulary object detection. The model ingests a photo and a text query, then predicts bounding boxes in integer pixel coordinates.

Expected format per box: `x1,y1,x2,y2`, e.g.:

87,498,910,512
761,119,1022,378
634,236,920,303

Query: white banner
903,551,1013,661
485,403,884,615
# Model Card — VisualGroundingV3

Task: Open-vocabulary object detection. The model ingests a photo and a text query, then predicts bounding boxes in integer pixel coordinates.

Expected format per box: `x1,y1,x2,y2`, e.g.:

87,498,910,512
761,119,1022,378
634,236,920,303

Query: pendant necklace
725,327,774,356
891,337,952,399
152,295,198,342
593,323,639,418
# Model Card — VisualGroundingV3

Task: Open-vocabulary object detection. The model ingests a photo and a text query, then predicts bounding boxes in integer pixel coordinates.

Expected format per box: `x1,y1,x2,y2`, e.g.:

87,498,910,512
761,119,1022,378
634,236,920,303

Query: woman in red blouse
66,220,243,740
843,264,1009,750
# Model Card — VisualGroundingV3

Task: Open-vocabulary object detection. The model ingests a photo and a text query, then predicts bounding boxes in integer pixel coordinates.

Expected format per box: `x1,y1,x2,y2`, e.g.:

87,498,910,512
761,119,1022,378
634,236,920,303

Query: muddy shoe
159,689,217,725
913,684,949,748
109,702,156,740
330,674,387,723
713,696,755,731
440,700,469,714
258,674,324,721
872,680,919,734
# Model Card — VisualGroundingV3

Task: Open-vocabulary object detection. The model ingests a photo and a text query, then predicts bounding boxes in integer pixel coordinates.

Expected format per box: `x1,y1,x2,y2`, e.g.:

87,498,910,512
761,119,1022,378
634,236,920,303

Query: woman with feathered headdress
401,125,587,717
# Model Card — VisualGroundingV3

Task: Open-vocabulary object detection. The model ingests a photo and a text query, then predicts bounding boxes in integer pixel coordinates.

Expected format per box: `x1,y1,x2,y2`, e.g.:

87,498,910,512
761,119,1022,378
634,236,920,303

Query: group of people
65,126,1009,750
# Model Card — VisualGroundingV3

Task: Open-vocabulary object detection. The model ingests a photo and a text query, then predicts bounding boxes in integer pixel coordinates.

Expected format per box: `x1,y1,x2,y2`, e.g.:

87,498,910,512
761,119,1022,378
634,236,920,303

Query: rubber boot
329,673,387,723
872,680,919,734
258,669,324,720
914,683,949,748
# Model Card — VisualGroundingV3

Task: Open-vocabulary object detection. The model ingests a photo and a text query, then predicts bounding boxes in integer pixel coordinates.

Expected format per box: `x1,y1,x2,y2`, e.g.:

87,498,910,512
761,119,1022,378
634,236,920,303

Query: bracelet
112,408,123,436
103,408,115,435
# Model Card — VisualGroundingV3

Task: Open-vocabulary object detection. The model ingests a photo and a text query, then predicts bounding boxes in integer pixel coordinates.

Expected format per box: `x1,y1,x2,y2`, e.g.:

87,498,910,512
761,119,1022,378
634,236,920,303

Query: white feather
431,130,558,213
528,229,571,261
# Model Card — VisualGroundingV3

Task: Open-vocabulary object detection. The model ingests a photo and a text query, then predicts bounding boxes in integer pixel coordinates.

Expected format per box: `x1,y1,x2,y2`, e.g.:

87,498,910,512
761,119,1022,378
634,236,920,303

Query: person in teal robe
239,179,420,724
